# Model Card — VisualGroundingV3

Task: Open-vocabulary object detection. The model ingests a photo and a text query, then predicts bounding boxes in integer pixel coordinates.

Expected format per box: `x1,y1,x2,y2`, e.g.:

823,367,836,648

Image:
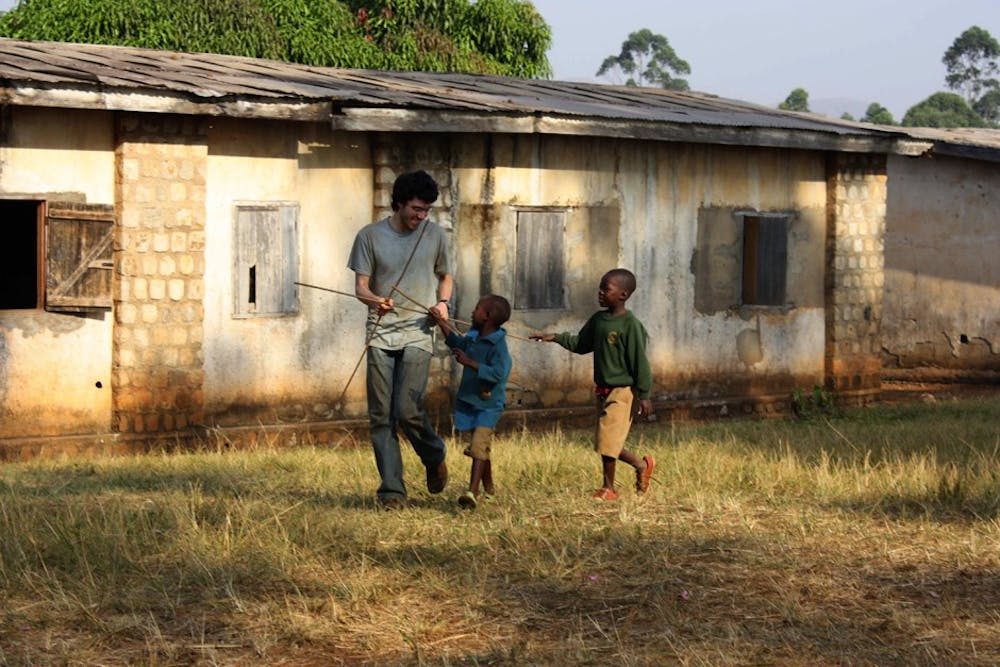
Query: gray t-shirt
347,217,452,351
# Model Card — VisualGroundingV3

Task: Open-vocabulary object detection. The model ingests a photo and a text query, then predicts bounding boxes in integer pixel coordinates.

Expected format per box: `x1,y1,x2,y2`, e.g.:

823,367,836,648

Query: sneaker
426,460,448,494
458,491,477,509
636,456,656,494
592,487,619,501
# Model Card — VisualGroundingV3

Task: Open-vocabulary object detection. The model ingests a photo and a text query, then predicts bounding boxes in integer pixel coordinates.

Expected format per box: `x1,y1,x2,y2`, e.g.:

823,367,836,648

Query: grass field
1,396,999,666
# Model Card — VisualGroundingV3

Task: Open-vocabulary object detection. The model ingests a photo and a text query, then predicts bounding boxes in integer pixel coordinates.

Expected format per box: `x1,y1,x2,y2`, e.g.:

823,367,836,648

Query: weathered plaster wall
0,107,114,437
883,153,1000,372
451,135,829,407
202,119,375,425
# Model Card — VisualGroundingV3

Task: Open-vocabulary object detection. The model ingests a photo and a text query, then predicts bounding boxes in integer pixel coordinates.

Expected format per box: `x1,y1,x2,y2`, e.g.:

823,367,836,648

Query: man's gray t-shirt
347,217,452,352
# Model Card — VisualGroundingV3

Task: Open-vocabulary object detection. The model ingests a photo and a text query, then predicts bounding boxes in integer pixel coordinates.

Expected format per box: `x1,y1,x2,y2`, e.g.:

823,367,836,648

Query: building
1,38,995,458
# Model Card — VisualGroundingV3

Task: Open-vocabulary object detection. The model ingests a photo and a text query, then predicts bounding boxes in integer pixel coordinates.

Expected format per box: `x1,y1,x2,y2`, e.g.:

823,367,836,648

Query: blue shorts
454,400,504,431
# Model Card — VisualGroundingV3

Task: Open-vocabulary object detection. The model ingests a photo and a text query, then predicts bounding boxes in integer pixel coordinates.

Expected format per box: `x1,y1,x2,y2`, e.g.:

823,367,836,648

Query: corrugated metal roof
3,36,996,161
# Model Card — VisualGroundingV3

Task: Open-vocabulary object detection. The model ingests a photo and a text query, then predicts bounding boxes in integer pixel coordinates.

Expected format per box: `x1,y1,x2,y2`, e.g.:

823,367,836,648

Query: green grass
1,397,999,666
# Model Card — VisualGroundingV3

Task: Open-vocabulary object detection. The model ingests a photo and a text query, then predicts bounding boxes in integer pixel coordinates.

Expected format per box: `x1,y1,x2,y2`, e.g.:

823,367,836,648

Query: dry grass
1,396,999,666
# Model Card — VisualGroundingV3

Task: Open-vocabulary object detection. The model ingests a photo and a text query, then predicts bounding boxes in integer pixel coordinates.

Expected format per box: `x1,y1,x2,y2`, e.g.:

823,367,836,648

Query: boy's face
471,300,490,329
598,274,628,308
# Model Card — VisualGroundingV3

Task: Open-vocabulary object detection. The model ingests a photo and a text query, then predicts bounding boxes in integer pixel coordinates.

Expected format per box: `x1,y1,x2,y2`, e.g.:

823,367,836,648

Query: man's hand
429,300,449,322
375,296,394,316
637,398,654,419
529,333,556,342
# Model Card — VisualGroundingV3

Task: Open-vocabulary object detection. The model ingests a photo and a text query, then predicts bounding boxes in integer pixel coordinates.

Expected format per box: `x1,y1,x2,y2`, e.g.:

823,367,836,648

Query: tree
840,112,855,121
0,0,552,78
778,88,810,112
943,26,1000,105
860,102,895,125
596,28,690,90
901,92,987,128
973,88,1000,126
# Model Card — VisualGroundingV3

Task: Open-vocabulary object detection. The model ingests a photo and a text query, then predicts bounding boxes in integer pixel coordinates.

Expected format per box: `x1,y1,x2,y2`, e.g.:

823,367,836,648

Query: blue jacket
445,328,512,411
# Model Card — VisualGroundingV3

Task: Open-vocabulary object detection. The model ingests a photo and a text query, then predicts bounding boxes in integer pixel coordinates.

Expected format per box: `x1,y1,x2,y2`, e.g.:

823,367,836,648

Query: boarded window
741,215,788,306
514,210,565,310
45,202,115,313
233,203,299,317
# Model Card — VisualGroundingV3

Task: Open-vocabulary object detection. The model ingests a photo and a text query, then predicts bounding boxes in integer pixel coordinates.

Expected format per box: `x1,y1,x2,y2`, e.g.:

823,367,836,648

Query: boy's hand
637,398,654,419
529,333,556,342
452,348,477,369
427,306,446,324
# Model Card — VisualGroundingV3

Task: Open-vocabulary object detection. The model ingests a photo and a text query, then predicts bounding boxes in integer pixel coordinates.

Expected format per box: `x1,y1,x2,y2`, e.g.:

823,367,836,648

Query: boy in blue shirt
430,295,513,508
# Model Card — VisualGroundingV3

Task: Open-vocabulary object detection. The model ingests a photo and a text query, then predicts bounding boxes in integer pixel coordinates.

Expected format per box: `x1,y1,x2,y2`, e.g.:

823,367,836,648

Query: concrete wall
451,134,830,407
883,153,1000,373
0,107,115,437
202,119,375,425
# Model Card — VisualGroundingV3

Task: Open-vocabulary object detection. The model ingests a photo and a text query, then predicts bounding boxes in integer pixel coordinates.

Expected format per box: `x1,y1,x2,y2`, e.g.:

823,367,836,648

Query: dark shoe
378,495,408,511
426,460,448,494
592,487,619,501
636,456,656,494
458,491,477,509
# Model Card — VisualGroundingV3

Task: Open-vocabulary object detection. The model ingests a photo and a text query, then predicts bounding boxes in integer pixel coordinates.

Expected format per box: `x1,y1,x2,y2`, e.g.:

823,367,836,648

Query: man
348,170,452,509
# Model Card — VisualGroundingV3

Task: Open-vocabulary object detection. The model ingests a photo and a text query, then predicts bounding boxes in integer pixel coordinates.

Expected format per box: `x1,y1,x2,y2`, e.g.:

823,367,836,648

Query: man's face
398,198,433,231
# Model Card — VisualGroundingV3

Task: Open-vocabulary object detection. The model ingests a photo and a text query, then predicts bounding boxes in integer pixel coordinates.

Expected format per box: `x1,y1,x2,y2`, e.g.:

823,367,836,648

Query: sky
1,0,998,120
530,0,1000,120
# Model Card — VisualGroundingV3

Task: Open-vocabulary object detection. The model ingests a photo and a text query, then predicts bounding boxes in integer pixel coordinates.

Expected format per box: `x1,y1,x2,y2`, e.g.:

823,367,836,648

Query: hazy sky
531,0,1000,119
2,0,998,120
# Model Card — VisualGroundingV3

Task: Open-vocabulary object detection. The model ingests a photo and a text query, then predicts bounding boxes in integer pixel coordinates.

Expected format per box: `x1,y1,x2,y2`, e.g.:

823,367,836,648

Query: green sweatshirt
554,310,653,399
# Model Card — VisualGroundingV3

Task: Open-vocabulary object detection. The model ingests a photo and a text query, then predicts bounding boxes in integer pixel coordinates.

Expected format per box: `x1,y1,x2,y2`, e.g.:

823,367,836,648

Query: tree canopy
778,88,810,112
0,0,552,78
860,102,895,125
596,28,690,90
901,92,987,128
943,25,1000,105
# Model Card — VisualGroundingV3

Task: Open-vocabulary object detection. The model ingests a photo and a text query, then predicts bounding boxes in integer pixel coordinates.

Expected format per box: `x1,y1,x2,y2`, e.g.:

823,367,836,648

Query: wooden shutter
515,210,565,310
234,203,299,317
742,215,788,306
45,202,114,312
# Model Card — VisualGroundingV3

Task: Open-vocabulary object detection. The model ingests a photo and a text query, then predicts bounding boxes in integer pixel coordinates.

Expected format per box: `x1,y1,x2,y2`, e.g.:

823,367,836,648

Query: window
0,199,42,309
0,199,113,312
514,210,565,310
233,203,299,317
741,214,788,306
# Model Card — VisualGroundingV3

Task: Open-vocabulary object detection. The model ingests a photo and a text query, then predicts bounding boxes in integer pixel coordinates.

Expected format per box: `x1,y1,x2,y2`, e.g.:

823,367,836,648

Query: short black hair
604,268,637,294
391,170,439,211
481,294,511,326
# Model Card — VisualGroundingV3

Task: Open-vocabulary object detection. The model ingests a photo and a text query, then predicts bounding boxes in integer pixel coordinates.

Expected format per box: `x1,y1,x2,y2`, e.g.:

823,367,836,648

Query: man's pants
366,346,447,500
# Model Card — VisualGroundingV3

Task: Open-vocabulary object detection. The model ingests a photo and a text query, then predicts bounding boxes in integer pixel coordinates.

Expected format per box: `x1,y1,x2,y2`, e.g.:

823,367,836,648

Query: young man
530,268,655,500
348,170,453,509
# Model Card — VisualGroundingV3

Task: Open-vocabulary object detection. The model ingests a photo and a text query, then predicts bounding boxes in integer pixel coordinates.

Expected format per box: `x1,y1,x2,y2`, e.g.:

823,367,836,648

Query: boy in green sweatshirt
530,268,655,500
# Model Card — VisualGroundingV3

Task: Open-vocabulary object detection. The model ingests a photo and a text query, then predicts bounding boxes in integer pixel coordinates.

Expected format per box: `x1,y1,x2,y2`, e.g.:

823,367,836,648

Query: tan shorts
595,387,638,458
462,426,493,460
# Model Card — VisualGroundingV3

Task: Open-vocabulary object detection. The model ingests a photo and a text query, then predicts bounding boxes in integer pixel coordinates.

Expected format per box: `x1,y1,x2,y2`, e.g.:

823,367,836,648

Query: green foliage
0,0,552,77
790,385,838,419
972,87,1000,126
902,91,988,128
860,102,895,125
943,25,1000,104
596,28,690,90
840,112,855,121
778,87,809,112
